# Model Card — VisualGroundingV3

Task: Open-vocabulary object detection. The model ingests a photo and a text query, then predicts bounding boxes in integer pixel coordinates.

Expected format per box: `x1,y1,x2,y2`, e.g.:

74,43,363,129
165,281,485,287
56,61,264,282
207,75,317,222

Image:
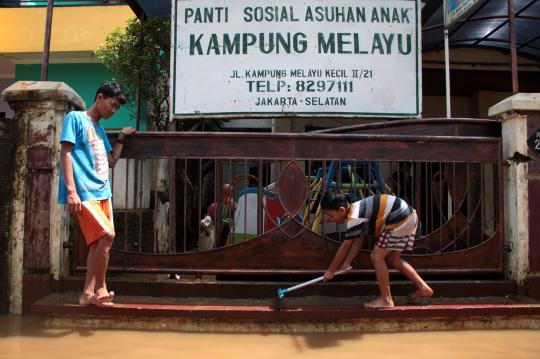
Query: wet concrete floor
1,315,539,359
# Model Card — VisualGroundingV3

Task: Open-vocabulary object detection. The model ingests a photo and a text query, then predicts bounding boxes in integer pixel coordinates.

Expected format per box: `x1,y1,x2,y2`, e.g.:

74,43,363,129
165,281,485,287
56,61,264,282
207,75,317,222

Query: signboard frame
171,0,422,119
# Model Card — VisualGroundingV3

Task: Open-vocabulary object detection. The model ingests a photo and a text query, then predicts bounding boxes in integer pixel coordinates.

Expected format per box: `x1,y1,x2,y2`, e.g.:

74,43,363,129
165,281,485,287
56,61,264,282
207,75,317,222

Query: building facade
0,1,135,129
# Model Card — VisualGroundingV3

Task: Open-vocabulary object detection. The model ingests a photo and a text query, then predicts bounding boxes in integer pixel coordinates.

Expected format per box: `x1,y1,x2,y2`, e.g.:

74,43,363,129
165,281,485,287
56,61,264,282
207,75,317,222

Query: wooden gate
72,119,504,276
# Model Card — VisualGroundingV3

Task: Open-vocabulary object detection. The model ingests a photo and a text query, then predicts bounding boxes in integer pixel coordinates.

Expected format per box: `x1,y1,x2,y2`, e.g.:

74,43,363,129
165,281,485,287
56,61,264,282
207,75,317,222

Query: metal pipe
135,18,144,130
452,162,456,251
466,163,470,247
257,160,263,234
198,158,202,248
508,0,519,93
137,160,143,253
124,160,130,250
424,162,429,242
214,160,222,247
183,159,187,252
40,0,54,81
243,159,248,242
444,29,452,117
133,159,140,251
439,162,443,250
152,159,159,254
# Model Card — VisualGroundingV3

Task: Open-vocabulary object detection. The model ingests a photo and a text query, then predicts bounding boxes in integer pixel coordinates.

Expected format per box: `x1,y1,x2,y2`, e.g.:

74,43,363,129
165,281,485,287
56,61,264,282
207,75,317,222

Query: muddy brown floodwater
0,315,539,359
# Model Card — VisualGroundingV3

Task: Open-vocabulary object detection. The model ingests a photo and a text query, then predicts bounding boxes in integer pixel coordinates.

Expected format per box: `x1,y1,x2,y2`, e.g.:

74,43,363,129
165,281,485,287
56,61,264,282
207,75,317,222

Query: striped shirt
345,194,415,239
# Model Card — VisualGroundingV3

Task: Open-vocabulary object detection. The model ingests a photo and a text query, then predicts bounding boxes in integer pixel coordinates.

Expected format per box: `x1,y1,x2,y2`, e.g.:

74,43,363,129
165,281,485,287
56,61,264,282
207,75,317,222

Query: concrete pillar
1,81,84,314
489,93,540,290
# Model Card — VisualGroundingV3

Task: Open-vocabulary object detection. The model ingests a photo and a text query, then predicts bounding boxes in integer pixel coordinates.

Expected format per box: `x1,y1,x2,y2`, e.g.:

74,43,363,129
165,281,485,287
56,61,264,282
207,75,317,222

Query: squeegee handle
283,267,351,294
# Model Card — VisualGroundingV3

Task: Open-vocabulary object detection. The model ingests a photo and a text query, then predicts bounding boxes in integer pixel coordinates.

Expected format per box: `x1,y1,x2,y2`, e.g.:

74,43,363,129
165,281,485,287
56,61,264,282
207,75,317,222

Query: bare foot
364,297,394,309
96,288,115,303
79,293,93,305
93,294,114,307
79,293,114,307
409,286,434,299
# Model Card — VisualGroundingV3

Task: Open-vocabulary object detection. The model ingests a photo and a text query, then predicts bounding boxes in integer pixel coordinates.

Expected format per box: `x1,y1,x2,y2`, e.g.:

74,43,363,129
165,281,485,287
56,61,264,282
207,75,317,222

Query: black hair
94,81,126,105
320,189,353,210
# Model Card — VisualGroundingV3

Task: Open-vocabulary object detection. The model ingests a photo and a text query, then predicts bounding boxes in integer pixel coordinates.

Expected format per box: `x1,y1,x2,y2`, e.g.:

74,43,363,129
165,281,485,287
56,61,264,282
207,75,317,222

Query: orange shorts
76,199,114,246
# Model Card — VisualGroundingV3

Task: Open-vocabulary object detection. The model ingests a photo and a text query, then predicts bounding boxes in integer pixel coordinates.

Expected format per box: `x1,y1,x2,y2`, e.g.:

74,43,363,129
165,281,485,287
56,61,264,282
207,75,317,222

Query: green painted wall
15,63,141,130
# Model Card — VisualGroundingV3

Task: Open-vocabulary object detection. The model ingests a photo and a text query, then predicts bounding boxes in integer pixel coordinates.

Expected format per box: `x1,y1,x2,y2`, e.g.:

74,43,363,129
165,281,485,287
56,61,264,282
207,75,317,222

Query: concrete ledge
488,93,540,118
1,81,84,110
41,312,540,333
32,292,540,333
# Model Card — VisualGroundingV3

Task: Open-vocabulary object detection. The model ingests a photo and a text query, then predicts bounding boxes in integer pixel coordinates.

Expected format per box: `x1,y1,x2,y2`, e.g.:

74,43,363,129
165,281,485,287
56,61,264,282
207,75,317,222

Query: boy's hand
339,263,352,273
323,270,335,282
120,127,136,137
67,191,82,213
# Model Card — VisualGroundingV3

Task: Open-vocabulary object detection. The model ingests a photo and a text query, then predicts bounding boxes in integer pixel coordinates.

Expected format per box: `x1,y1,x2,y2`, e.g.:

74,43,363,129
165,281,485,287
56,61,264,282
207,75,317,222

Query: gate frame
71,124,505,276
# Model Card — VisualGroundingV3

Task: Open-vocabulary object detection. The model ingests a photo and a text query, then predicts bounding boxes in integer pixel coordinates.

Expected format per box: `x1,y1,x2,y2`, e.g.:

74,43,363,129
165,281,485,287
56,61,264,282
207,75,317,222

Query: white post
1,81,84,313
489,93,540,285
444,28,451,118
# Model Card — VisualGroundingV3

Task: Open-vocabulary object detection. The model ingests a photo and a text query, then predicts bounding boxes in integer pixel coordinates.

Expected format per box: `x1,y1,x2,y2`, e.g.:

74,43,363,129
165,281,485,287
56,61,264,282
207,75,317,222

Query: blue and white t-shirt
58,111,113,204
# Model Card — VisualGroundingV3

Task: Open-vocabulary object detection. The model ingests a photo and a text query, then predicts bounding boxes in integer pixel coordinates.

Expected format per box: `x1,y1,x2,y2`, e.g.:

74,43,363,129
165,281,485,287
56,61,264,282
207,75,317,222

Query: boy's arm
60,142,81,213
324,218,367,281
340,234,364,270
108,127,136,168
324,239,353,281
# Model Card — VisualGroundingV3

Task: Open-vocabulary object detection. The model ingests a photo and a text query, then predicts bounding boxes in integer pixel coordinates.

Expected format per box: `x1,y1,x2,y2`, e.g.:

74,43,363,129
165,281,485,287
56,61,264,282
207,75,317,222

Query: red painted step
32,292,540,321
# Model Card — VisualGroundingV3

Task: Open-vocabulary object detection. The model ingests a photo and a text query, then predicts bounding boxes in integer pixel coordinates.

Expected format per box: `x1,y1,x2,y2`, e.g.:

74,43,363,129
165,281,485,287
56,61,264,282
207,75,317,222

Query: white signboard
171,0,421,118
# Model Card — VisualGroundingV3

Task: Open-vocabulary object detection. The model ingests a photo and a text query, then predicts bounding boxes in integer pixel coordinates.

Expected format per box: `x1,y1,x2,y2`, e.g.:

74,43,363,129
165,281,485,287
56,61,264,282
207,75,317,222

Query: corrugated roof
422,0,540,61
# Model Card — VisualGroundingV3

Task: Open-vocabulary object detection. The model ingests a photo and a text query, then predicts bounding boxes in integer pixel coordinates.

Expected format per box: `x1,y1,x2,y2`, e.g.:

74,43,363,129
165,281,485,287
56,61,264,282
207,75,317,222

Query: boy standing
58,81,136,307
321,189,433,308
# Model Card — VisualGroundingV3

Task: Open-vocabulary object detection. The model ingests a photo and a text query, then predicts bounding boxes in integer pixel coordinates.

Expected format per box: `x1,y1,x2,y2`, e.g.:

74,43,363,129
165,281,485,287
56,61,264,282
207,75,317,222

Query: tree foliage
95,17,170,131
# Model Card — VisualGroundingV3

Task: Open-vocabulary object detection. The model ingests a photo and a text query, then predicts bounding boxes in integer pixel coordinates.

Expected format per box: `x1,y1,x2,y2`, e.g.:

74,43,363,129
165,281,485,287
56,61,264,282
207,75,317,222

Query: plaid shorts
376,211,418,251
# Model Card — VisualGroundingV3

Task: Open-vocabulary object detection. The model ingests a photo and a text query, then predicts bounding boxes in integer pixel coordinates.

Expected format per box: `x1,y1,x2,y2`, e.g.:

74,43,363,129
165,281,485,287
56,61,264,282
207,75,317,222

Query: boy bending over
321,189,433,308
